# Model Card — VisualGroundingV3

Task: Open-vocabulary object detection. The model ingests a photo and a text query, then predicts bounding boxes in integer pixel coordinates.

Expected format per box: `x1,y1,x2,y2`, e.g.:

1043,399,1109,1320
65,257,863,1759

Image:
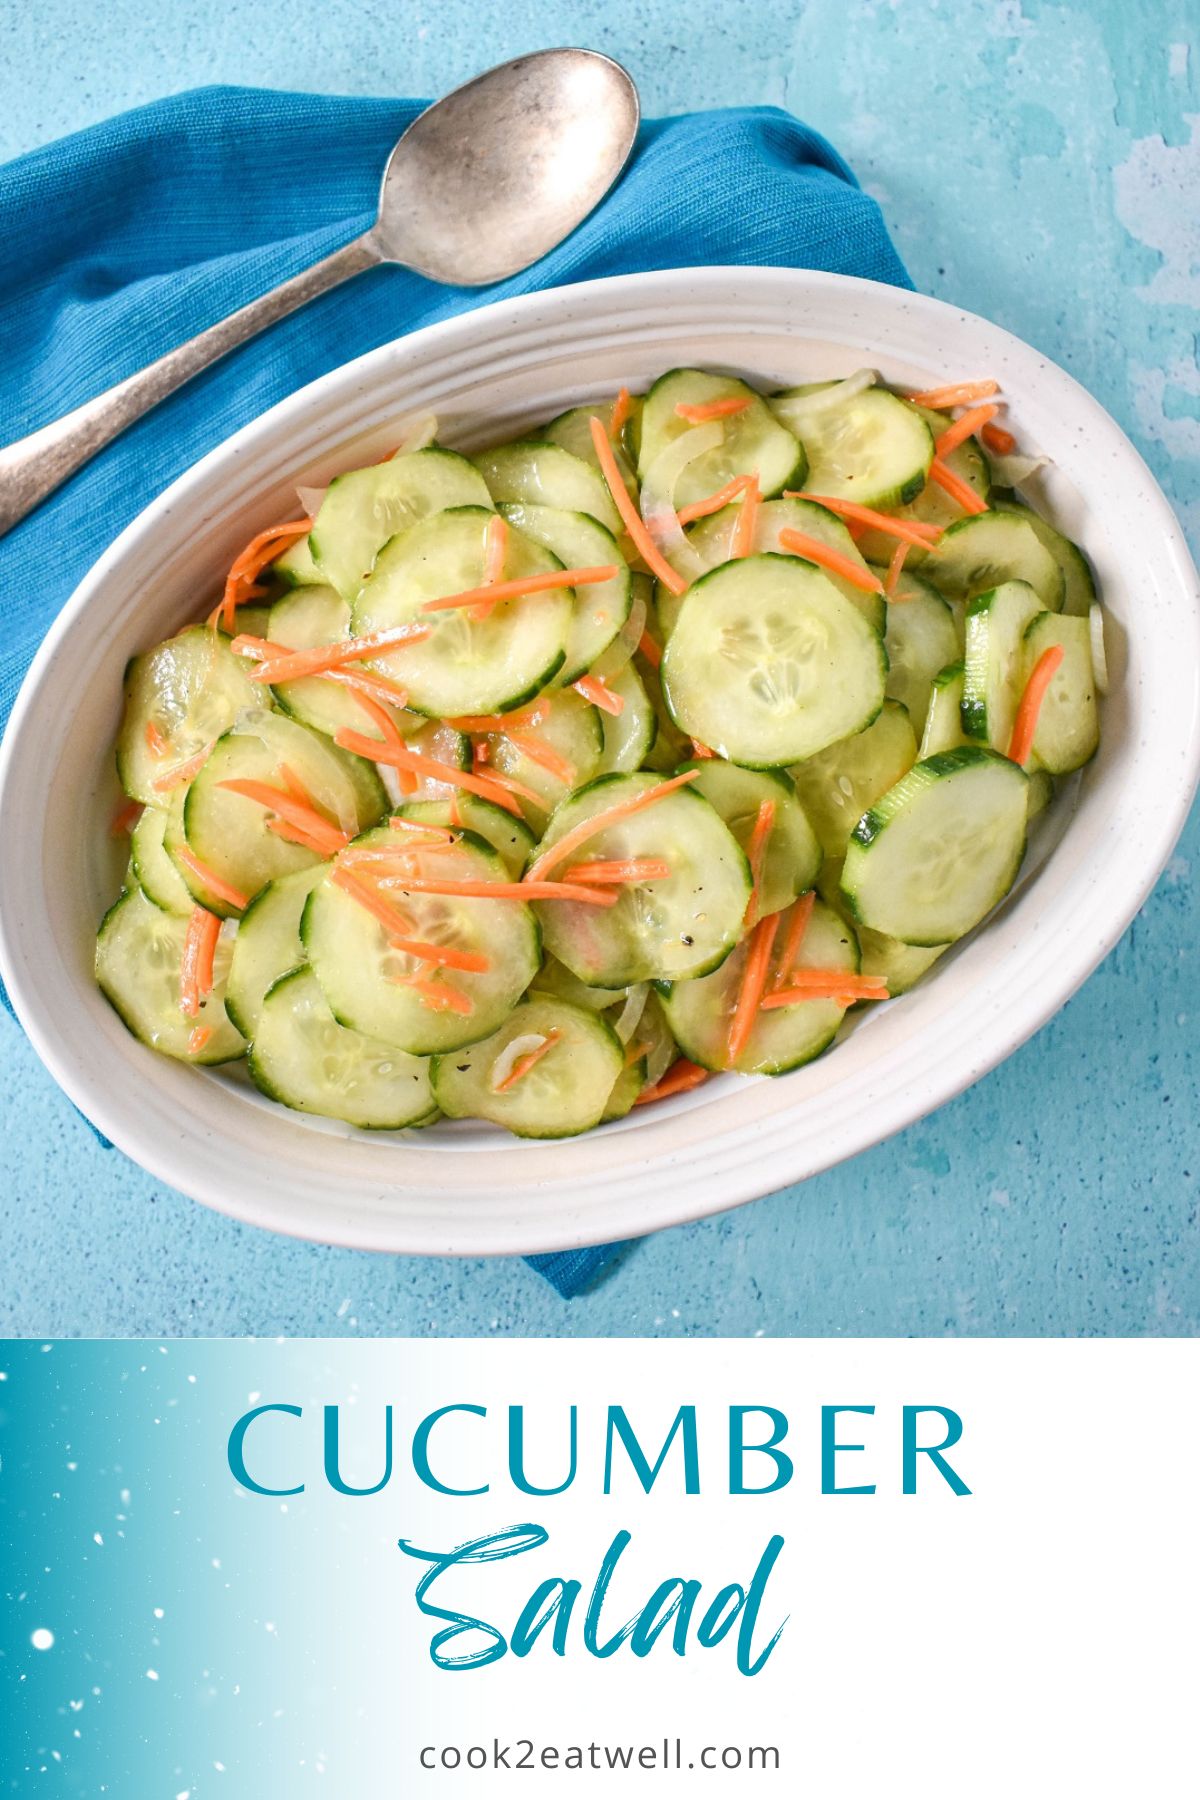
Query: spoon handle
0,232,382,539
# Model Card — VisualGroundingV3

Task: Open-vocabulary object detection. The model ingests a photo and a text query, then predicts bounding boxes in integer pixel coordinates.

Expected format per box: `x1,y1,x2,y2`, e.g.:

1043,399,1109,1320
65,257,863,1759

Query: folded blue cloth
0,87,909,1299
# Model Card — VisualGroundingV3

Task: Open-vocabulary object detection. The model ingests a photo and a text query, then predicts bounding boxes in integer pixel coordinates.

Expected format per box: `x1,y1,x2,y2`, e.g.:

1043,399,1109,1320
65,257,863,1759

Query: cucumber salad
97,369,1107,1138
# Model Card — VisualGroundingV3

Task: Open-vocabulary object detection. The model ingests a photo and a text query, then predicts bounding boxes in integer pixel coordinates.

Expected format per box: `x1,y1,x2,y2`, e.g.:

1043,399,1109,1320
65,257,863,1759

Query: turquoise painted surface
2,0,1197,1336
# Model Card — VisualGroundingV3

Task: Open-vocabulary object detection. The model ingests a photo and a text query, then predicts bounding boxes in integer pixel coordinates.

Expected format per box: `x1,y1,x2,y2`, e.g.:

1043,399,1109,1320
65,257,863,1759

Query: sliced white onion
640,421,726,584
295,483,327,517
490,1033,548,1092
1089,602,1109,695
613,983,649,1046
391,409,439,458
771,368,877,428
590,592,648,680
985,448,1051,488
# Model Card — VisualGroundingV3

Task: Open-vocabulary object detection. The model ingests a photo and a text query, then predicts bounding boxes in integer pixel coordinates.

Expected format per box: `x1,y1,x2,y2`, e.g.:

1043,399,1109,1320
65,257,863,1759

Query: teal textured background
2,0,1197,1336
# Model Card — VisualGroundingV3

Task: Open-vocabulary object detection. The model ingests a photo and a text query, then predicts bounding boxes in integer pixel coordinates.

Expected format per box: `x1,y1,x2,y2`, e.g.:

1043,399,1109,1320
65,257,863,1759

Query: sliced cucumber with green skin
841,746,1028,945
636,646,688,771
302,828,540,1055
850,407,990,565
602,1054,646,1122
479,687,602,833
130,803,194,915
271,532,323,588
530,956,630,1012
225,866,326,1038
234,604,275,638
929,511,1065,611
399,796,535,875
473,440,622,535
265,585,370,739
352,507,570,718
1027,769,1055,820
770,386,933,508
660,897,857,1075
96,888,245,1063
662,555,887,768
636,370,805,508
1022,612,1099,773
919,661,968,757
431,996,624,1139
883,582,961,728
791,699,918,858
533,773,751,986
858,927,946,996
596,660,656,774
678,759,821,916
962,580,1044,751
310,448,493,602
116,626,265,805
996,499,1096,616
182,711,386,914
498,503,631,682
542,403,639,496
249,966,437,1128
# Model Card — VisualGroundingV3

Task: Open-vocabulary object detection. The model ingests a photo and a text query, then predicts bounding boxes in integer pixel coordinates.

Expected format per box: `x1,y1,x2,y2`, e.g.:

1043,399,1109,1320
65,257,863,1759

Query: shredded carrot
761,970,889,1007
469,514,512,620
507,731,576,785
397,977,474,1015
251,622,432,685
329,866,490,969
215,778,349,857
144,719,170,759
322,667,411,708
179,906,221,1016
447,703,547,733
174,848,249,912
935,403,999,459
572,673,624,716
927,459,989,515
907,380,999,410
788,492,942,547
561,858,671,885
634,1058,710,1104
743,798,776,927
731,475,760,559
419,565,617,615
1007,643,1064,767
471,763,546,809
610,387,634,439
637,630,662,669
187,1024,214,1055
389,817,458,842
727,912,781,1066
448,792,463,828
229,633,281,661
150,744,212,793
495,1030,562,1092
343,687,405,750
980,421,1017,456
690,739,715,758
264,817,344,855
110,798,143,837
771,891,816,991
623,1039,650,1068
524,770,702,883
777,528,884,594
589,415,688,597
675,475,753,526
220,519,313,631
347,871,620,909
885,538,911,598
332,729,526,816
675,397,751,423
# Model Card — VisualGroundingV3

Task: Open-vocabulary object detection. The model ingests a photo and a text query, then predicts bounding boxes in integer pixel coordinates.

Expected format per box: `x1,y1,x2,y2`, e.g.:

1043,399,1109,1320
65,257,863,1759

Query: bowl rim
2,264,1198,1258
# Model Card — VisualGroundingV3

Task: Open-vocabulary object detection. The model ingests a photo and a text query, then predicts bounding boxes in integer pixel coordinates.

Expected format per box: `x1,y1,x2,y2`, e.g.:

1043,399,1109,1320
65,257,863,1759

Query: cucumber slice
1022,612,1099,773
596,660,656,774
234,604,275,639
883,582,961,728
850,406,990,565
635,989,677,1086
399,796,535,875
962,580,1044,751
181,711,387,913
533,773,751,986
929,511,1065,611
770,386,933,508
249,966,436,1128
225,865,326,1038
636,646,689,771
636,370,805,508
919,661,968,757
661,555,887,768
473,440,622,535
478,687,603,833
995,500,1096,616
858,927,946,997
431,996,624,1139
116,626,264,806
660,896,858,1075
602,1054,646,1122
679,759,821,916
310,448,493,602
96,888,245,1064
271,533,323,588
530,956,630,1012
1027,769,1055,820
265,585,376,740
498,504,631,683
543,403,640,496
130,803,194,915
1089,602,1109,695
302,828,540,1055
841,746,1028,945
790,699,918,857
351,508,571,717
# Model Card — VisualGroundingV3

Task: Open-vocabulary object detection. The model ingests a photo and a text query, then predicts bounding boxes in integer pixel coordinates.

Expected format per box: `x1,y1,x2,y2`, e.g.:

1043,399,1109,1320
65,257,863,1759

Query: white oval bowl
2,267,1197,1256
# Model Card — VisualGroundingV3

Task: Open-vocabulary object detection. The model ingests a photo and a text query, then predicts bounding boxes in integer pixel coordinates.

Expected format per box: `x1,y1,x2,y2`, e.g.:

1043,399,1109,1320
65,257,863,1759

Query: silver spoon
0,49,640,538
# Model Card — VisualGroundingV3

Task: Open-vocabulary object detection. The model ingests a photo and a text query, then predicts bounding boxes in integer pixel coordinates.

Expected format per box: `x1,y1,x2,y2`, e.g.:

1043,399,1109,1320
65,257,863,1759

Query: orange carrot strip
572,673,624,716
396,977,473,1016
637,630,662,669
342,687,405,750
561,858,671,884
418,565,617,616
675,475,752,526
357,873,620,908
447,703,546,733
332,728,528,816
110,798,143,837
193,912,221,1002
507,731,576,785
187,1024,213,1055
634,1058,710,1104
251,623,433,684
788,492,942,546
524,769,702,883
927,459,989,515
935,403,999,459
179,905,221,1016
215,779,349,856
777,528,884,594
624,1039,650,1068
743,797,776,927
771,891,816,992
469,514,512,621
1007,644,1065,767
323,667,411,708
329,867,489,969
389,817,458,842
265,817,346,855
609,387,634,439
145,719,170,759
690,739,715,758
229,633,282,661
495,1030,562,1092
588,415,688,597
761,970,889,1007
981,421,1017,455
150,744,212,794
907,380,999,410
174,848,249,912
727,912,781,1066
221,518,313,630
885,538,911,598
675,397,751,422
731,475,760,559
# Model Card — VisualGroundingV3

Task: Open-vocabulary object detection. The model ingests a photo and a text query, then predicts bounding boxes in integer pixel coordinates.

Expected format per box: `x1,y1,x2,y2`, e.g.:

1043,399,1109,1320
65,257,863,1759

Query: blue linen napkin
0,86,910,1298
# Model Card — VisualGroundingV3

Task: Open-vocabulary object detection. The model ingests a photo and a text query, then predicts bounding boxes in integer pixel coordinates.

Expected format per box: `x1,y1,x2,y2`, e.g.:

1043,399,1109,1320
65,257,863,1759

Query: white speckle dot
31,1628,54,1651
211,1558,221,1570
153,1608,164,1620
93,1532,104,1547
214,1761,227,1773
146,1669,159,1681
